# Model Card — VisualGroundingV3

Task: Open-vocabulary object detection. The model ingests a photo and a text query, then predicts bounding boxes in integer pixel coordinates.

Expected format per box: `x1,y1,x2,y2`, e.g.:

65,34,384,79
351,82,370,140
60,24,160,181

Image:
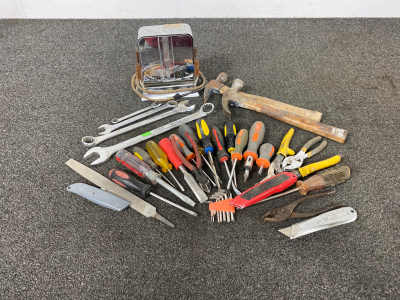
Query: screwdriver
115,149,196,207
132,147,176,188
257,166,351,204
180,124,221,183
256,143,275,176
226,128,248,189
109,169,197,216
224,121,237,187
146,141,185,192
174,134,216,187
159,137,208,202
196,118,221,190
211,125,231,180
231,155,343,209
243,121,265,182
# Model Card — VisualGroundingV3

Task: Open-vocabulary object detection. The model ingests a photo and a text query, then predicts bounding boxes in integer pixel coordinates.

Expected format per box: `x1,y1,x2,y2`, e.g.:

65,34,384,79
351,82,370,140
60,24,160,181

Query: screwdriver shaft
202,154,222,183
257,187,299,204
168,170,185,191
258,166,264,176
149,192,197,216
209,152,221,190
226,159,237,190
156,169,176,188
155,177,195,206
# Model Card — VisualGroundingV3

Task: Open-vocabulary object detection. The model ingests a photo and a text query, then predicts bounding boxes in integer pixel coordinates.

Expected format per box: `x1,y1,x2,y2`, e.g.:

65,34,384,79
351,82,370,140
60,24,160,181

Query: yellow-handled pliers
282,136,328,171
266,128,295,179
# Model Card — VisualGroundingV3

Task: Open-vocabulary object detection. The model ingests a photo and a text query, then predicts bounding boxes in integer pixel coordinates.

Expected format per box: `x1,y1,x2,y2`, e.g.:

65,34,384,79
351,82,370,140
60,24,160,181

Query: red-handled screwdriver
159,138,208,203
109,169,197,216
230,172,298,209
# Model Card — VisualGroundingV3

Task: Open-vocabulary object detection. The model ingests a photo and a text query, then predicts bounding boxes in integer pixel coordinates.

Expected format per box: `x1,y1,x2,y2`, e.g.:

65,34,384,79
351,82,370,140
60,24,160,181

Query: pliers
282,136,327,171
262,191,346,223
267,128,295,179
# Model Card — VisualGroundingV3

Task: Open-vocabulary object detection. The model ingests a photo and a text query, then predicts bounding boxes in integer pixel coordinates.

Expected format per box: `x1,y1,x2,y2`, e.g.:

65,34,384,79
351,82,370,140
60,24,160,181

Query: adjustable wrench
98,100,177,135
84,103,215,166
111,102,161,124
82,100,195,147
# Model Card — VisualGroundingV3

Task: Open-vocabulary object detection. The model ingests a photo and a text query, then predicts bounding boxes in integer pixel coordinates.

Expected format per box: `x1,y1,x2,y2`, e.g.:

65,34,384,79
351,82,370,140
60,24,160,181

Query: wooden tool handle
241,101,347,143
239,92,323,122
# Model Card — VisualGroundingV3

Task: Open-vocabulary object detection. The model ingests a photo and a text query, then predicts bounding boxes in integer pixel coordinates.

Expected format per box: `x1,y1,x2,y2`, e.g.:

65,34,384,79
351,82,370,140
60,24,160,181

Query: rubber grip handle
169,134,195,171
298,155,342,178
211,126,229,163
109,169,152,198
296,165,351,195
174,135,195,161
196,118,213,154
159,138,183,170
224,121,236,154
229,172,298,208
179,124,199,149
132,147,158,170
306,139,327,158
182,131,202,168
243,121,265,160
277,128,295,157
301,136,322,152
256,143,275,168
232,129,248,161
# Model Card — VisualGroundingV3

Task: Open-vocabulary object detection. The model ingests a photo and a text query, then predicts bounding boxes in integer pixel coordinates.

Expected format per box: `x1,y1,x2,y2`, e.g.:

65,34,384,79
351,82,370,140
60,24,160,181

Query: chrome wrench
98,100,178,135
111,102,161,124
84,103,215,166
82,100,195,147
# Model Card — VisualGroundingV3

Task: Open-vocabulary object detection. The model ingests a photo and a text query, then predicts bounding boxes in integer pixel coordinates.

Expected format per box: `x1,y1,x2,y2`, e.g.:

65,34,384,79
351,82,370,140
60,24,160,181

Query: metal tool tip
278,227,292,238
154,214,175,228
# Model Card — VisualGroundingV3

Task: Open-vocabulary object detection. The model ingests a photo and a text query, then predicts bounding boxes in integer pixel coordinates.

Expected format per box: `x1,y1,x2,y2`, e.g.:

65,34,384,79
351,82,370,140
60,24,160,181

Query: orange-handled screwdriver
243,121,265,182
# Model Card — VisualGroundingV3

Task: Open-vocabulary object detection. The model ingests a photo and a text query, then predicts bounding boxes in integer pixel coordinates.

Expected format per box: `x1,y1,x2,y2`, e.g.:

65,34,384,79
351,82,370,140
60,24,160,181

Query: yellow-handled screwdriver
146,141,185,192
132,147,176,188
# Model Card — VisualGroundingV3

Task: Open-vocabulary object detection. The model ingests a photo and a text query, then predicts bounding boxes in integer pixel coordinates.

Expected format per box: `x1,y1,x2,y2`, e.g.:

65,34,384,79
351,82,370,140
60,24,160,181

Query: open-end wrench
84,103,215,166
82,100,195,147
111,102,161,124
98,100,178,135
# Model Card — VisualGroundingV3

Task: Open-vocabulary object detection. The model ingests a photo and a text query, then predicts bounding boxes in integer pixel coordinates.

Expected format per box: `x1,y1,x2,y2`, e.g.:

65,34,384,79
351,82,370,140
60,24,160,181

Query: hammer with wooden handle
204,72,323,122
221,79,348,144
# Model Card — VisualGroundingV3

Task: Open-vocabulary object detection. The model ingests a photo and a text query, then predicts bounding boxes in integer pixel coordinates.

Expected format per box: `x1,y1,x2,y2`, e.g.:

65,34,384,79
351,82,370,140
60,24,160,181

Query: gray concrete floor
0,19,399,299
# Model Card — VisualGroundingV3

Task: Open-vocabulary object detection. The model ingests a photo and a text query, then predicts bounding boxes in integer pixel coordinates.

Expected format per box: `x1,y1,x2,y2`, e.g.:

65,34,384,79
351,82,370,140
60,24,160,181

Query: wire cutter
282,136,328,171
262,191,346,223
267,128,295,179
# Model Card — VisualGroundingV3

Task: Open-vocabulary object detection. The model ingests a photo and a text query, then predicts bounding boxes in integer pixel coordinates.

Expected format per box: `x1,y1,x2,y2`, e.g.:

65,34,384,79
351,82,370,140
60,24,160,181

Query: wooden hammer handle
241,100,347,143
239,92,323,122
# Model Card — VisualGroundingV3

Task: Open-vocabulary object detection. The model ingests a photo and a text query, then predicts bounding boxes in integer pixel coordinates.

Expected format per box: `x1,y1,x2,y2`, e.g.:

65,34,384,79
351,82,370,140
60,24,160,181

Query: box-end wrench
98,100,178,135
84,103,215,166
82,100,195,147
111,102,161,124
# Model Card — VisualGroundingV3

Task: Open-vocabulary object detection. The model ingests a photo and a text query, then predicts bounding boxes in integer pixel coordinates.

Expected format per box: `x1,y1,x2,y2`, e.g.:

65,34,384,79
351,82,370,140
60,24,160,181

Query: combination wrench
111,102,161,124
98,100,177,135
84,103,215,166
82,100,195,147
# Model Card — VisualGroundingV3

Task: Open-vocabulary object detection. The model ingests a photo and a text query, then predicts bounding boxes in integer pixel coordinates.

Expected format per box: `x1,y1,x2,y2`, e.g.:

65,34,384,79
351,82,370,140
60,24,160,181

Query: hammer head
222,79,244,120
203,72,228,103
